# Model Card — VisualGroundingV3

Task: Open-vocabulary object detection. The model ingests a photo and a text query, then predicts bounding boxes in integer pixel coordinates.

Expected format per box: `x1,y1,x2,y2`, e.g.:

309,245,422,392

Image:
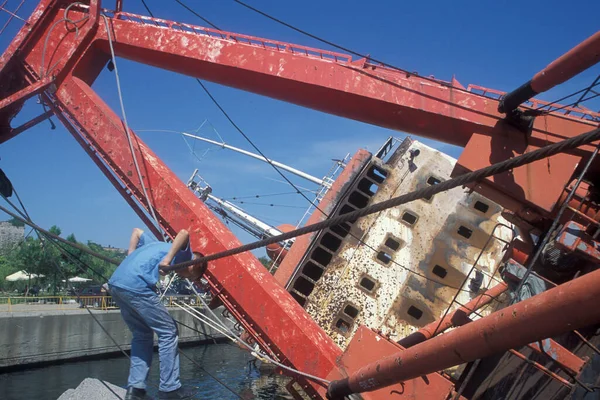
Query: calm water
0,344,292,400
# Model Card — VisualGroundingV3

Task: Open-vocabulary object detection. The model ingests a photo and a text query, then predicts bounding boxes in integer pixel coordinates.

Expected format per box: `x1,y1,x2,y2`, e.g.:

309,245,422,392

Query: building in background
101,245,127,254
0,220,25,250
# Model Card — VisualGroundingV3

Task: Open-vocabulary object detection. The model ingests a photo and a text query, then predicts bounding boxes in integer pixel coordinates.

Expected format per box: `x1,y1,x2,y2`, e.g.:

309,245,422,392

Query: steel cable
0,192,244,398
163,126,600,273
3,126,599,282
171,2,516,295
3,127,598,276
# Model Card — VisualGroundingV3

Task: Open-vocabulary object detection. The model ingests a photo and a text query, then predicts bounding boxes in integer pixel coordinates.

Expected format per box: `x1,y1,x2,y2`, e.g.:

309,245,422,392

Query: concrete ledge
0,308,233,369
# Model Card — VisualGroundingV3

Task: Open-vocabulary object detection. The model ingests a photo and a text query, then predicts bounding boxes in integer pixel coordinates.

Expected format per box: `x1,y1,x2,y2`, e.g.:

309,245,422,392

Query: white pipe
181,132,325,186
207,194,283,237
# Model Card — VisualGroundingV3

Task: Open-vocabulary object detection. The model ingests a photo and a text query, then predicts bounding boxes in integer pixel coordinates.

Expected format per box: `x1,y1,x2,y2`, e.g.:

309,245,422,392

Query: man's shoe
125,387,151,400
158,385,198,399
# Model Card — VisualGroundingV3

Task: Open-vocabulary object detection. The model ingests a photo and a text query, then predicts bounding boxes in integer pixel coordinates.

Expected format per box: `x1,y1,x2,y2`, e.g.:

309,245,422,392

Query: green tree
258,255,278,274
7,217,24,228
258,256,271,268
0,227,126,294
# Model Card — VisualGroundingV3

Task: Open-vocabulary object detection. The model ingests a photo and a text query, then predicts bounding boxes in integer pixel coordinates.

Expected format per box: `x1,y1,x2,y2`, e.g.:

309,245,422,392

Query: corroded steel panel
275,150,371,287
303,139,513,349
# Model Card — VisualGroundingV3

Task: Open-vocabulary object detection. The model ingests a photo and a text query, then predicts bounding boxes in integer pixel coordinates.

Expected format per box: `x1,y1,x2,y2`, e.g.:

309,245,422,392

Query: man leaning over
109,228,207,400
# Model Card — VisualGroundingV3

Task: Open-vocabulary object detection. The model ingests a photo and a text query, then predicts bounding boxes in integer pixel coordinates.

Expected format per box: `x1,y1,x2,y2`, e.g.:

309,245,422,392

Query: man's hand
159,264,169,276
176,263,207,281
175,252,207,281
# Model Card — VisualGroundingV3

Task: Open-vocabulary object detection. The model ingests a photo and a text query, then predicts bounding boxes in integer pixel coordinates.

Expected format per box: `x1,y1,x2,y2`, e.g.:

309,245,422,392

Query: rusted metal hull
397,282,508,348
327,267,600,398
288,139,513,349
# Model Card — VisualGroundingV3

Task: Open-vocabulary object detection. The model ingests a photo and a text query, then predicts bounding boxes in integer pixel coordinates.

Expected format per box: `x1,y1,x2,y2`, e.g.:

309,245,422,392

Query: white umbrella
68,276,92,283
5,270,45,282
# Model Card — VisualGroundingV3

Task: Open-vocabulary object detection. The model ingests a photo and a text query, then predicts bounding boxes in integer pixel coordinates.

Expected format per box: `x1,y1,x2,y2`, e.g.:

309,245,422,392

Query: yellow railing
0,296,116,312
0,295,202,312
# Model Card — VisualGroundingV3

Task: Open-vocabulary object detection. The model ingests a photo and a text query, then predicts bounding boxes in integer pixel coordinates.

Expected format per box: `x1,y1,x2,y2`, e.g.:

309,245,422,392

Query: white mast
206,193,283,238
186,170,292,247
180,132,328,187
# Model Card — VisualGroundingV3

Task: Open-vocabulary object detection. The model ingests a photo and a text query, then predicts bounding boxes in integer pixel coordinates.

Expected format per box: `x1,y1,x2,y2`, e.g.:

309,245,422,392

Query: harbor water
0,343,291,400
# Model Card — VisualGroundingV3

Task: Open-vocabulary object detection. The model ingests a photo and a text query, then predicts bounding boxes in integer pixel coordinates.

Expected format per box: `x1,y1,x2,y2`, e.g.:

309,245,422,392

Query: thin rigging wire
102,14,164,239
140,0,154,17
541,92,600,118
231,0,487,100
161,125,600,273
182,280,332,385
191,79,492,294
230,200,306,209
2,189,243,398
534,77,600,113
233,0,600,123
224,190,316,200
173,0,221,30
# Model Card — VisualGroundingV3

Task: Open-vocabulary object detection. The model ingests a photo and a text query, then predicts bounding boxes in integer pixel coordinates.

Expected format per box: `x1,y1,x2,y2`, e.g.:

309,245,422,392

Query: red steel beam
527,339,585,375
2,10,597,155
449,299,586,375
398,281,585,375
531,30,600,93
326,267,600,398
55,75,342,396
507,348,572,389
90,12,596,150
499,30,600,113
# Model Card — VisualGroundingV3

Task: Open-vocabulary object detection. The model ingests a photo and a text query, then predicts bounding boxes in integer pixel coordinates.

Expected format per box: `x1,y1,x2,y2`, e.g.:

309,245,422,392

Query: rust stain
295,138,512,351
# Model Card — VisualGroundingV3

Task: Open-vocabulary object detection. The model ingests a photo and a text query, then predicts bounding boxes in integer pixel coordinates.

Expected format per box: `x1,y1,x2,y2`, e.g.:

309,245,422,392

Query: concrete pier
0,307,233,369
57,378,127,400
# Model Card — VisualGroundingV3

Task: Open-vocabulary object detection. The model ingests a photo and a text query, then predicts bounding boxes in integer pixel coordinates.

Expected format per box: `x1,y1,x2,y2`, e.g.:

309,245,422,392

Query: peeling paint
298,139,512,350
206,39,224,63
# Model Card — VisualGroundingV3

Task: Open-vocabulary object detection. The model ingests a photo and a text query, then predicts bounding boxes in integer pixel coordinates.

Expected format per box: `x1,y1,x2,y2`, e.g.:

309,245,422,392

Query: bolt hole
432,265,447,279
457,225,473,239
474,201,490,214
407,306,423,320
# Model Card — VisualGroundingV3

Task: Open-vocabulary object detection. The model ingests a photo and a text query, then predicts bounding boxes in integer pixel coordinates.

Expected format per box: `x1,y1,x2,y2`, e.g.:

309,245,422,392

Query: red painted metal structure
397,282,509,348
327,267,600,398
0,1,599,399
398,281,586,376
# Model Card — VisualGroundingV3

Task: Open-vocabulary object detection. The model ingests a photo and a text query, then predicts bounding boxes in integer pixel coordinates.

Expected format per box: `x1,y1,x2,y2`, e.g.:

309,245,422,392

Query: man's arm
127,228,144,255
158,229,190,272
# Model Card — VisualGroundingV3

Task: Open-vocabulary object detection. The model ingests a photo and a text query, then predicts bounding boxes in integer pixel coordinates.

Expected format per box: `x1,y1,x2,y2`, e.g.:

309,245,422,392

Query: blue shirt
109,233,193,294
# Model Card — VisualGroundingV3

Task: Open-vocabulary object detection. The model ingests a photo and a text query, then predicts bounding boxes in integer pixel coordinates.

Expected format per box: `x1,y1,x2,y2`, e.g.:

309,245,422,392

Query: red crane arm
2,6,597,149
0,2,343,396
95,11,488,147
98,11,599,149
53,75,342,395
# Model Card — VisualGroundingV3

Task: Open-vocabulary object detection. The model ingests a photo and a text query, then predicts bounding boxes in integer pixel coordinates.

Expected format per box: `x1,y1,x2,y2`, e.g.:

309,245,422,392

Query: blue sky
0,0,599,252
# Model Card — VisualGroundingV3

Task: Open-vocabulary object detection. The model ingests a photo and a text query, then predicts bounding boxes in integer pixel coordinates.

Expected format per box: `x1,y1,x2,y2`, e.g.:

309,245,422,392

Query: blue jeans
110,285,181,392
